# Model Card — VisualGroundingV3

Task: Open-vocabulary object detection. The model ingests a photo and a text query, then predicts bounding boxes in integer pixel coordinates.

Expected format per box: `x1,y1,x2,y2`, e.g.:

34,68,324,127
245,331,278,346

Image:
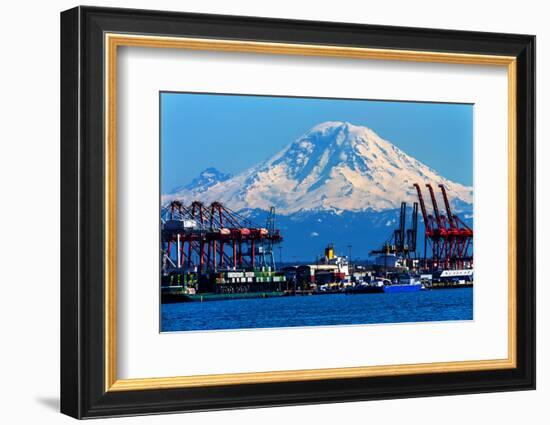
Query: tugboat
347,274,423,294
384,274,424,293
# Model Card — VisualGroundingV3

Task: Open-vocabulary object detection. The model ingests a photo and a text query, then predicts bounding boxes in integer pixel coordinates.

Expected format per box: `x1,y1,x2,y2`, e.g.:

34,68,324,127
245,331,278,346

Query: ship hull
382,283,423,293
348,283,423,294
162,291,285,303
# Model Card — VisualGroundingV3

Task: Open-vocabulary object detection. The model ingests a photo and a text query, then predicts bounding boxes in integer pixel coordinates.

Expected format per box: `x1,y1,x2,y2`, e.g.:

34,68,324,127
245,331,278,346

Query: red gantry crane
413,183,473,270
161,200,282,276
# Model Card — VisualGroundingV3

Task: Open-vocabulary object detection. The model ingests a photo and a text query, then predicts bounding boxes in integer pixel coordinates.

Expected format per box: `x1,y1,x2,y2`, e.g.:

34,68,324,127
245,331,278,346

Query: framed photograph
60,6,535,419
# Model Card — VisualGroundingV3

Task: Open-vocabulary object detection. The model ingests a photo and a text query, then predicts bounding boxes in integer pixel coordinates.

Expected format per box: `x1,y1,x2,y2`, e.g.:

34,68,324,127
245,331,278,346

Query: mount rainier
164,121,473,260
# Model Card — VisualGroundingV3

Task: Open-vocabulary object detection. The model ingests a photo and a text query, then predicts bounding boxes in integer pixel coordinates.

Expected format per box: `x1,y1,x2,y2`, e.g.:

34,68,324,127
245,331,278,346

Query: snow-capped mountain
164,121,473,214
169,167,232,195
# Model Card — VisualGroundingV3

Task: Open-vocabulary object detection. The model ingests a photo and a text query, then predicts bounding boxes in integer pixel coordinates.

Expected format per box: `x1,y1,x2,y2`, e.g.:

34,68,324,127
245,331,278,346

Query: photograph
160,92,474,332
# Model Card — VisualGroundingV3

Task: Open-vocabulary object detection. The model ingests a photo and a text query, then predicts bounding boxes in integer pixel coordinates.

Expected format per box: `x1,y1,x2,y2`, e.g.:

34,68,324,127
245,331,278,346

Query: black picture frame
61,6,535,419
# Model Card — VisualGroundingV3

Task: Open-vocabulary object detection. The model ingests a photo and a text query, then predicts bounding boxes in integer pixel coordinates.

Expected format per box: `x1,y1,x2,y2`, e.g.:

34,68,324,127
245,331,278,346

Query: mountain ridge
169,167,232,194
163,121,473,215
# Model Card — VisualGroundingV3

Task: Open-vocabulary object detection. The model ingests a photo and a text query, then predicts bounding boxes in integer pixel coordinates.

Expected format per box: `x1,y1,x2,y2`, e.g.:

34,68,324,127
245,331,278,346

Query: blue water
161,288,473,332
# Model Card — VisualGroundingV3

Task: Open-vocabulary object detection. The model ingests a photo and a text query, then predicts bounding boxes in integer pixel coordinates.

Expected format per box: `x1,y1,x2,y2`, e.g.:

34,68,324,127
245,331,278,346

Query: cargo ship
161,268,289,303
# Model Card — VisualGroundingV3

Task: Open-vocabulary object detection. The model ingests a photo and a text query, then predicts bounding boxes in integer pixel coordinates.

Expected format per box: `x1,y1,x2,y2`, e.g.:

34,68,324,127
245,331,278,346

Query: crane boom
413,183,432,233
426,184,444,229
398,202,406,250
438,184,457,229
411,201,418,251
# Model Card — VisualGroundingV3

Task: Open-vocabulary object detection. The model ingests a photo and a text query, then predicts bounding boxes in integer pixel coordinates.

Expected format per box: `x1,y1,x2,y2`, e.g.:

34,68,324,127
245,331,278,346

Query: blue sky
161,92,473,193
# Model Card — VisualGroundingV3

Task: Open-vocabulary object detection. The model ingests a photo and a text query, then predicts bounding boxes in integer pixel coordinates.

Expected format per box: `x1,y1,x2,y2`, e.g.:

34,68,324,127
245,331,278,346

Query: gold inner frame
104,33,517,392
